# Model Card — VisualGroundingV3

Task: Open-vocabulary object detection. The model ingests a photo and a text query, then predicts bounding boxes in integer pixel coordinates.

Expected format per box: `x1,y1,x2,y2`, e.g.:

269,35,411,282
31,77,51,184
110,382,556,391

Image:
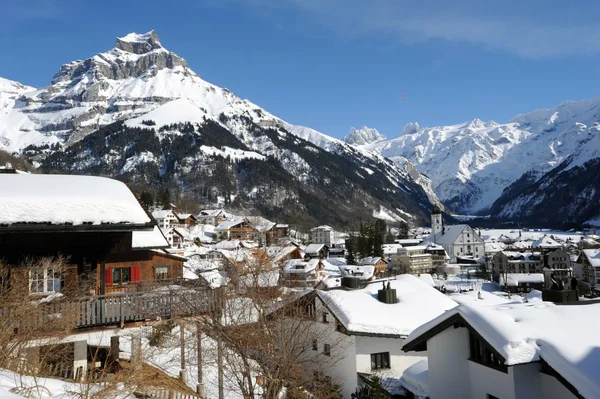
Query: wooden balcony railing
1,288,224,331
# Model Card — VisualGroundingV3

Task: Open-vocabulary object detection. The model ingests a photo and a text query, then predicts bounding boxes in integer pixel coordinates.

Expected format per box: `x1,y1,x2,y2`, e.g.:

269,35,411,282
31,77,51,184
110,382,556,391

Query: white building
391,246,433,274
428,206,484,263
152,209,178,229
290,275,457,398
402,297,600,399
310,225,335,247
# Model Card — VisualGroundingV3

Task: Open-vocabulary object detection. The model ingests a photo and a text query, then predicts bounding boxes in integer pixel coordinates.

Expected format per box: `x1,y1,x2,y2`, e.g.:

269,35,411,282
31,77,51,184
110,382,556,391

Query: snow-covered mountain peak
401,122,421,135
0,77,35,115
116,30,164,54
344,126,386,145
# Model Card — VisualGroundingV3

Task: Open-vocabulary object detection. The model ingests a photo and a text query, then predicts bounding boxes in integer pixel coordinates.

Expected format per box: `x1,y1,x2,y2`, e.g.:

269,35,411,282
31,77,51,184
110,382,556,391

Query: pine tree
159,189,171,209
139,191,153,209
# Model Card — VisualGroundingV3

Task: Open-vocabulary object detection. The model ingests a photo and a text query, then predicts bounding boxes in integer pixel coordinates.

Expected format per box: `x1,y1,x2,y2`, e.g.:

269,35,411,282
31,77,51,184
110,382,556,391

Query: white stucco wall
355,336,425,380
540,373,578,399
427,326,470,399
468,361,516,399
512,362,543,399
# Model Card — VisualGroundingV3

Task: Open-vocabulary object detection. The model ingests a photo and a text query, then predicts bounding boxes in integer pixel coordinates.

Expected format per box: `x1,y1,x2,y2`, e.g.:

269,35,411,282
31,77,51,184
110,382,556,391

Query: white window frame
29,268,62,294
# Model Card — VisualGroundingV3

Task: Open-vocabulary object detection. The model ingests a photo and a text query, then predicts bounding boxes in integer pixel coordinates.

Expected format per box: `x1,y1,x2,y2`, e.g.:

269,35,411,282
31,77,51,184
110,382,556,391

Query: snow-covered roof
339,265,375,280
499,273,544,286
0,174,151,226
282,259,321,274
532,235,562,248
582,249,600,267
485,242,506,253
132,226,169,249
395,239,421,245
429,225,473,245
404,300,600,399
382,243,403,255
318,275,457,337
254,222,276,232
416,274,435,286
265,246,299,262
360,256,383,265
305,243,326,254
152,209,175,219
400,359,430,398
199,209,223,217
215,240,242,250
215,218,246,231
311,225,333,231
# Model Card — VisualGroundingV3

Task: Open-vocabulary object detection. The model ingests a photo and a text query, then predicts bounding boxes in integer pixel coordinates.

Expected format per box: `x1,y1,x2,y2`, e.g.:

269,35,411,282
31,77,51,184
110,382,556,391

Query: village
1,170,600,399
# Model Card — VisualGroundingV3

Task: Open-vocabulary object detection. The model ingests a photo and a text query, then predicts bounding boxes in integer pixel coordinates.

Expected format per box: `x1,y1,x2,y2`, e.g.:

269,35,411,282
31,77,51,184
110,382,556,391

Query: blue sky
2,0,600,139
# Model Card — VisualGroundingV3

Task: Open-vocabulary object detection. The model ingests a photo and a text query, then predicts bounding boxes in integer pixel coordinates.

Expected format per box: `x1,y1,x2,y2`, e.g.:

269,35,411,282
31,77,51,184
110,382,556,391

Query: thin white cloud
238,0,600,58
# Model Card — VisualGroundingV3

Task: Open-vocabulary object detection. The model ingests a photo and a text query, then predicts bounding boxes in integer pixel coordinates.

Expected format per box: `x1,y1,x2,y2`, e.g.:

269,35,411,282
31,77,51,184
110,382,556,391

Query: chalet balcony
0,287,224,332
100,278,188,295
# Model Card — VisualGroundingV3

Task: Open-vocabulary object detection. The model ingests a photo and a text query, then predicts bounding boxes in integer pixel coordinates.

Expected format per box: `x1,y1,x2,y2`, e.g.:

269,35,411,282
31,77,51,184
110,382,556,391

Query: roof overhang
0,223,155,233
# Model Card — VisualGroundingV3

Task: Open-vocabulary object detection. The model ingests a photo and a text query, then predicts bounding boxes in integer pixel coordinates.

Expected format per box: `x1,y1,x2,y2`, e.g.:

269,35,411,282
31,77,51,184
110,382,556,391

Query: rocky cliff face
344,126,387,146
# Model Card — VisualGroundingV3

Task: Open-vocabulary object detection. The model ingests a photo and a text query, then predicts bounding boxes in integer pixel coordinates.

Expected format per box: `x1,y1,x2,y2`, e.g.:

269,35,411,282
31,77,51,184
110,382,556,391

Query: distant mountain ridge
0,31,440,228
359,99,600,225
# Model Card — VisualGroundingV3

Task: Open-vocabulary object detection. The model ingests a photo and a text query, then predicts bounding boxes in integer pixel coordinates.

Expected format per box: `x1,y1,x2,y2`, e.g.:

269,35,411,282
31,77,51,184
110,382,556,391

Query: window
312,340,318,351
323,344,331,357
322,312,329,323
155,266,169,280
336,319,344,332
29,268,62,294
469,332,507,372
370,352,390,370
112,267,131,284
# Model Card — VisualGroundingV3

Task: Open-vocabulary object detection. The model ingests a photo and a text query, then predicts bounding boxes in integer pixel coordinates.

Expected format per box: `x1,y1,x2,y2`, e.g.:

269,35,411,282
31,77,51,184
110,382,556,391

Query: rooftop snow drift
0,174,151,226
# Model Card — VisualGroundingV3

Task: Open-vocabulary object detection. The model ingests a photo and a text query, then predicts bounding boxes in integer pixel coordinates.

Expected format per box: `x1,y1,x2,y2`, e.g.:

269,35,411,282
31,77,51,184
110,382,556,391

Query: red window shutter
131,266,141,284
105,268,113,287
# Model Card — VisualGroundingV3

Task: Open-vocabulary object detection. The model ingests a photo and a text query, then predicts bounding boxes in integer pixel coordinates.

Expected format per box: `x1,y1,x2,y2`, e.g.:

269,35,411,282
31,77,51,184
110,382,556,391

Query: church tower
431,204,443,237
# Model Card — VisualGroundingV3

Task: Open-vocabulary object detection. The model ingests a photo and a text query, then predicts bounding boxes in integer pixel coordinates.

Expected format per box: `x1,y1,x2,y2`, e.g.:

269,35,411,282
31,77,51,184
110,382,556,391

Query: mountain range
1,30,599,228
352,101,600,227
0,31,439,229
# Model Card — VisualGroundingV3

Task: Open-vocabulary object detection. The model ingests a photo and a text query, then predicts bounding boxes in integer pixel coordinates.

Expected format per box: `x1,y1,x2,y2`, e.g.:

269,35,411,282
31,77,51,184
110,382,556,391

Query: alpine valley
0,31,440,228
1,31,599,228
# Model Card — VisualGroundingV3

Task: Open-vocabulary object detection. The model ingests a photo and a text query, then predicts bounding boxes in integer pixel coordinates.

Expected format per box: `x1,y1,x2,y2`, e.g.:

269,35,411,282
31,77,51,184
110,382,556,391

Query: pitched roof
339,265,375,280
532,235,562,248
282,259,322,274
305,243,326,254
582,249,600,267
499,273,544,286
0,174,151,226
152,209,175,219
215,218,246,231
361,256,384,265
132,226,169,249
404,300,600,399
318,275,457,337
428,224,472,246
311,225,333,231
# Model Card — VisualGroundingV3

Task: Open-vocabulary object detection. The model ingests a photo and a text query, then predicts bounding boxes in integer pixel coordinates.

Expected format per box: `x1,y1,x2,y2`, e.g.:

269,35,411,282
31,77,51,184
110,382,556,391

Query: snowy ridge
344,126,387,146
361,98,600,213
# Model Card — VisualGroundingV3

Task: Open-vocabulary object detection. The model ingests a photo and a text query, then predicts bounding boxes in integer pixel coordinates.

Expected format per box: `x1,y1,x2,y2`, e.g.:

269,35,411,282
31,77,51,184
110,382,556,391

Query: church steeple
431,204,442,236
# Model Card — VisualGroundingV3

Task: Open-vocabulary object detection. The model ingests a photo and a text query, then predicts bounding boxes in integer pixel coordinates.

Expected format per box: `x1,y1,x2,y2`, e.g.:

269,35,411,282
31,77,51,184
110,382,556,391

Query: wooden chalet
215,217,254,241
0,174,220,331
176,213,198,226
